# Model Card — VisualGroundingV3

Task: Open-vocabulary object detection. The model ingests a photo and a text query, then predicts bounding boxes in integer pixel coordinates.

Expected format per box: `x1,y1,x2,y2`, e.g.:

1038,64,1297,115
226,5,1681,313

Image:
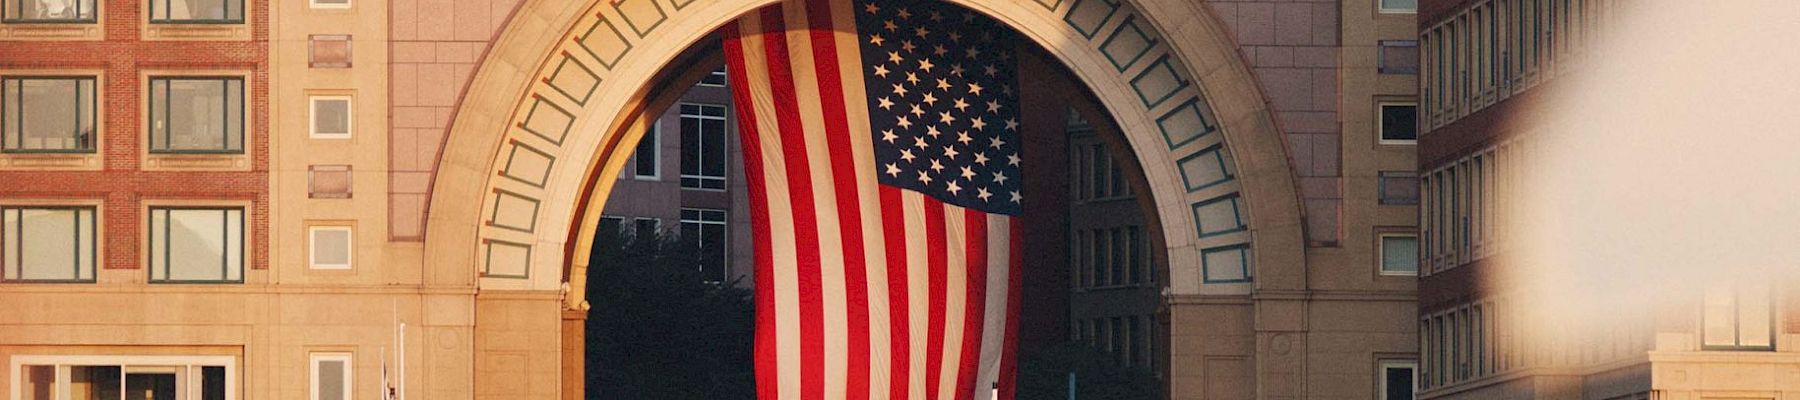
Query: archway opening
575,4,1174,397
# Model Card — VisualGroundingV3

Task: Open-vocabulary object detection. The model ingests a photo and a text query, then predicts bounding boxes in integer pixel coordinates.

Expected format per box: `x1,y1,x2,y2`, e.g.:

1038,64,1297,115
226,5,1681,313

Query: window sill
142,22,250,41
0,22,103,41
143,153,251,171
0,152,102,171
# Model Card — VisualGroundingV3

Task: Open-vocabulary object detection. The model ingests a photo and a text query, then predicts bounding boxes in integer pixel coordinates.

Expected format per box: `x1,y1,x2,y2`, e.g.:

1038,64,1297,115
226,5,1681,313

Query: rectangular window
1091,229,1107,286
309,96,352,139
1378,0,1416,13
2,206,97,282
1703,283,1775,350
634,123,659,179
1127,226,1143,284
1109,227,1124,287
149,77,245,153
1379,234,1419,276
1378,40,1420,75
310,353,352,400
698,67,728,87
148,0,244,23
309,0,349,9
13,355,235,400
598,216,625,244
680,208,728,282
1,0,96,22
1128,316,1144,366
1379,361,1418,400
1379,103,1418,143
633,217,659,239
308,226,352,270
3,76,96,153
679,103,728,190
148,206,245,283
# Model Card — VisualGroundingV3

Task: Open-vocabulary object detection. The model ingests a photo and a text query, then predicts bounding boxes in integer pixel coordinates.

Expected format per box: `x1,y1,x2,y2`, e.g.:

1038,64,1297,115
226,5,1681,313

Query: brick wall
0,0,271,270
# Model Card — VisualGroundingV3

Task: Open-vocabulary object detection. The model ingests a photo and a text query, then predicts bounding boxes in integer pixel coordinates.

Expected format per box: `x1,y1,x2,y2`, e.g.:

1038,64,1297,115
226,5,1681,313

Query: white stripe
734,18,803,399
902,191,930,400
828,0,894,393
779,4,851,397
937,205,969,400
973,215,1011,400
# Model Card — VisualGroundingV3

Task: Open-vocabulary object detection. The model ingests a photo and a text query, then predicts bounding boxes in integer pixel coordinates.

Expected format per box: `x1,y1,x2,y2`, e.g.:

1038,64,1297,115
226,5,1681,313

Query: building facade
0,0,1433,399
1416,1,1800,400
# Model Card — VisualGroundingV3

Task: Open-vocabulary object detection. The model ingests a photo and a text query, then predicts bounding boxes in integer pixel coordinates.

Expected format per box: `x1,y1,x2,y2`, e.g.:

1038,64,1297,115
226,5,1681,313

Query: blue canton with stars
858,0,1023,215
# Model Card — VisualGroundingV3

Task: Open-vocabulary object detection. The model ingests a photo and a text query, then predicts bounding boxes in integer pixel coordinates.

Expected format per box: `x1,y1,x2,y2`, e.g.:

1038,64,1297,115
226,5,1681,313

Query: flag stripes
724,0,1022,398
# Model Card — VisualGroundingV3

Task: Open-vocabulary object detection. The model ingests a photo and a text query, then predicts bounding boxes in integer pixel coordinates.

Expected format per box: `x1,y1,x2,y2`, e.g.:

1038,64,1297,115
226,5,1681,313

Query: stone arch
426,0,1305,320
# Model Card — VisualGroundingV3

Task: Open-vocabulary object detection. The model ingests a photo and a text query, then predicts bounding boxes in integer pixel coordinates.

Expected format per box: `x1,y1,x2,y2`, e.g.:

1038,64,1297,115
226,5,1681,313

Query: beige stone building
0,0,1436,399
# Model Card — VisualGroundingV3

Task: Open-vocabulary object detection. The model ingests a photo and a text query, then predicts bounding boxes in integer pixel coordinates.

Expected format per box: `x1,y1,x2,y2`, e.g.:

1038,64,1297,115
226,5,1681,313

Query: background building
1417,1,1799,399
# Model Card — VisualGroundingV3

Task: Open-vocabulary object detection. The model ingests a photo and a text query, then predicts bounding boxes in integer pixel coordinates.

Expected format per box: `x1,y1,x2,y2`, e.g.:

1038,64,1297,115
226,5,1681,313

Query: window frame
9,354,239,400
1377,360,1419,400
1,204,99,283
1701,283,1777,352
1377,233,1420,277
0,0,98,23
1377,0,1417,14
1377,101,1419,145
147,0,245,24
679,208,730,283
145,205,247,284
697,67,728,87
308,0,351,10
307,225,353,270
1377,40,1420,75
678,103,729,191
308,95,353,140
2,75,99,154
146,75,247,155
308,352,353,400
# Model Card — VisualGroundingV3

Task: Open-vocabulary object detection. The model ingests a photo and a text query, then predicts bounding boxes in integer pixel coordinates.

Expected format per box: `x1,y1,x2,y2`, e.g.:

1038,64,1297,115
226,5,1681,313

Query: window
149,77,245,154
598,216,625,244
308,226,352,270
1702,283,1775,351
1378,0,1416,13
1379,234,1419,276
633,217,659,239
12,355,235,400
1127,226,1144,284
1379,171,1420,205
1379,361,1418,400
633,123,659,179
2,206,97,282
3,76,96,153
309,0,349,9
148,0,243,23
309,96,352,139
310,353,352,400
680,208,728,282
1,0,95,22
1378,40,1420,74
1379,103,1418,143
698,67,728,87
679,104,728,190
148,206,245,283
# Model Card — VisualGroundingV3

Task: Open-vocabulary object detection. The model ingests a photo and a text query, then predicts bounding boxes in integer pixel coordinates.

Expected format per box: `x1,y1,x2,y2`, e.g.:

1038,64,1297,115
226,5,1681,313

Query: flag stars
950,64,965,76
864,2,879,14
918,58,935,73
933,44,949,56
936,78,952,92
869,34,886,46
877,97,895,110
985,100,1002,113
1007,153,1020,166
914,26,930,38
942,145,960,159
891,83,909,96
896,7,912,19
912,136,928,149
929,159,945,173
977,187,993,202
970,116,987,130
901,40,917,53
929,10,944,22
887,51,904,64
964,47,981,59
959,166,976,180
916,171,932,184
973,152,989,165
881,129,898,143
937,111,955,124
900,149,916,162
992,171,1009,185
905,72,920,85
967,82,984,96
946,180,963,196
896,115,913,129
922,92,939,106
988,137,1005,149
885,163,901,177
948,31,963,43
1010,191,1021,203
953,98,970,112
908,104,924,117
983,64,998,77
1004,118,1018,130
884,20,897,31
873,64,891,78
925,125,941,138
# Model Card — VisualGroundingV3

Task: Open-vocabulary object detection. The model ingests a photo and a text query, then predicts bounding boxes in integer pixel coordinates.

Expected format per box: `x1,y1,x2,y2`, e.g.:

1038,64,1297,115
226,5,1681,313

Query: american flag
722,0,1023,399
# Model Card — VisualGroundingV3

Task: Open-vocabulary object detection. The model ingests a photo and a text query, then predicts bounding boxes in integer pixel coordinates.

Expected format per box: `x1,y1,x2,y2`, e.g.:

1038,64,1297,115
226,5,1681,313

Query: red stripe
801,0,871,397
722,18,779,400
758,6,827,400
878,186,911,400
923,198,948,399
955,209,989,398
998,221,1024,400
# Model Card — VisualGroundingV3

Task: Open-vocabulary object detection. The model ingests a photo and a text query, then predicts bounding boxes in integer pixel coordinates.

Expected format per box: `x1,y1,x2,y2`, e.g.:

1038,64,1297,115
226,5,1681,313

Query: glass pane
1128,227,1143,284
125,373,177,400
1702,287,1737,347
1382,105,1418,141
17,0,93,20
21,365,54,400
314,98,350,136
165,209,227,281
1738,283,1773,347
1382,236,1420,273
1385,367,1414,400
701,118,726,178
6,78,93,151
634,125,656,176
159,79,229,151
18,208,79,280
2,209,16,279
1381,0,1418,11
702,224,726,281
226,80,244,150
72,366,123,400
680,117,700,177
201,366,226,400
317,360,346,400
313,228,352,267
162,0,232,20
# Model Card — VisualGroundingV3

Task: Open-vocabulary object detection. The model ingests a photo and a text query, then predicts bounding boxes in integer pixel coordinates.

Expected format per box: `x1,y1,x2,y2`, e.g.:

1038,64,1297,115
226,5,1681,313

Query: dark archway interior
580,8,1173,398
